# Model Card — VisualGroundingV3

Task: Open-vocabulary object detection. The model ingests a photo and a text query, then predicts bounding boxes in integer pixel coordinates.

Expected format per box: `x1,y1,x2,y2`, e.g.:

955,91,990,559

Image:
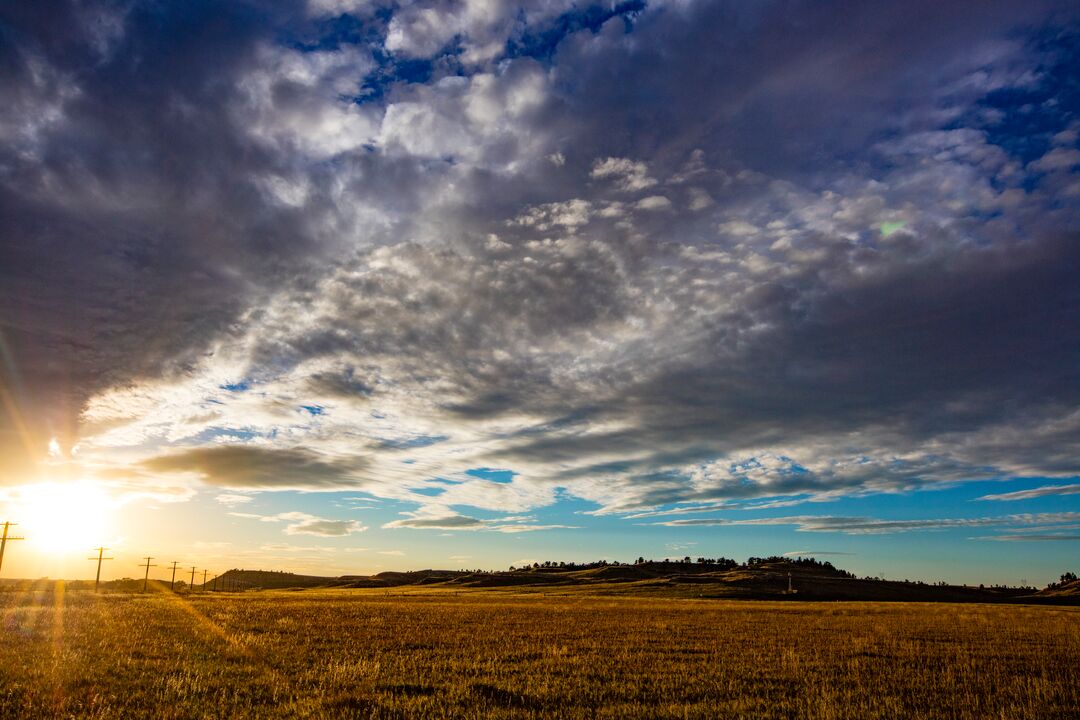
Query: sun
14,480,114,555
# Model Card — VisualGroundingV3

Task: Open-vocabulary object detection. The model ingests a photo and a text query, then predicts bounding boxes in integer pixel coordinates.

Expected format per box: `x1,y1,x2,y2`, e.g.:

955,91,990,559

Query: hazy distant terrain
0,584,1076,719
192,558,1079,605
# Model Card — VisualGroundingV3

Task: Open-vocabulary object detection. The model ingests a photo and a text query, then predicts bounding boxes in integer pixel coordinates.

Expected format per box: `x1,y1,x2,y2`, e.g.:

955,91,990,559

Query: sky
1,0,1079,586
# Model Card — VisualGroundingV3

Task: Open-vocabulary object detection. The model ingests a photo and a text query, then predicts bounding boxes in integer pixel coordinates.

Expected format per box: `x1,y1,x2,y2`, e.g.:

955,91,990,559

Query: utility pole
88,547,113,592
169,561,180,591
0,521,25,576
201,568,207,591
189,566,197,592
140,556,157,593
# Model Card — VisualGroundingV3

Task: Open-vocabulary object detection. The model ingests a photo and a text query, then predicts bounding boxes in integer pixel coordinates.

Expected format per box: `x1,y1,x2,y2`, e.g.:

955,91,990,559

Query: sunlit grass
0,585,1076,718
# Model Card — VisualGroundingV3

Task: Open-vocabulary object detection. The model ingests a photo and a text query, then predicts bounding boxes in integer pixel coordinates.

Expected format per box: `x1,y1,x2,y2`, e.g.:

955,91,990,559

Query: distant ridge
197,559,1078,604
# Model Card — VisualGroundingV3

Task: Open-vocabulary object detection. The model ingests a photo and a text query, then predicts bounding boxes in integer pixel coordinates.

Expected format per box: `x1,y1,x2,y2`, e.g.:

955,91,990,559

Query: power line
0,521,25,576
87,547,113,593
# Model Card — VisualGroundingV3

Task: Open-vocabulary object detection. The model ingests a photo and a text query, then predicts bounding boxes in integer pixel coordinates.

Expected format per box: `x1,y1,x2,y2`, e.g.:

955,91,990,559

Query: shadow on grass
470,682,541,710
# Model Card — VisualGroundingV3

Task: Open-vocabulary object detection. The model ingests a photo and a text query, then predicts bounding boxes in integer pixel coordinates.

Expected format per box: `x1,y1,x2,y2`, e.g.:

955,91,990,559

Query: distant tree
636,557,645,565
1054,569,1080,587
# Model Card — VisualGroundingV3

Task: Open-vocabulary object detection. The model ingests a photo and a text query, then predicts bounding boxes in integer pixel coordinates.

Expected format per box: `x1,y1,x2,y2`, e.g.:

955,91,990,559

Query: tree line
507,555,853,576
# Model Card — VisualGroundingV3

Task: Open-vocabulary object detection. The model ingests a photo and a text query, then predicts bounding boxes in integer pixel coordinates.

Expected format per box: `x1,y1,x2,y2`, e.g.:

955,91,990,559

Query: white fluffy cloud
233,511,367,537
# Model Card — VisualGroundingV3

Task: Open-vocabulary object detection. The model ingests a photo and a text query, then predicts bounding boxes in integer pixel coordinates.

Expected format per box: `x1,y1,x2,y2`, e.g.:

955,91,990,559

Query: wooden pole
87,547,113,592
189,566,197,592
140,556,157,592
169,561,180,591
0,522,25,576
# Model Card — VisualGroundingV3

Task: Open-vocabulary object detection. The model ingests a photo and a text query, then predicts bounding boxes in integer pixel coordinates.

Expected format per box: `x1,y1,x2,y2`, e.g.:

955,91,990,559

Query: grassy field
1,584,1077,719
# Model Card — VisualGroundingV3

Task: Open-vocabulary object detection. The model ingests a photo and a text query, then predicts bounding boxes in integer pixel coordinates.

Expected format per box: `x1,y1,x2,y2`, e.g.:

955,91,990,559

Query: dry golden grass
1,583,1077,719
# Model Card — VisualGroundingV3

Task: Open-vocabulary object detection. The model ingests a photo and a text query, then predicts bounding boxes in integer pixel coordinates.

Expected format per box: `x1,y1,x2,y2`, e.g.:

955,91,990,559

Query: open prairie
1,584,1077,719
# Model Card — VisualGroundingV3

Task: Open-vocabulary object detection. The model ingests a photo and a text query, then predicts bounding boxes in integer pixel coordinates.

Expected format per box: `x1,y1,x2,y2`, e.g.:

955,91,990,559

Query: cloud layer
1,1,1079,536
651,512,1080,536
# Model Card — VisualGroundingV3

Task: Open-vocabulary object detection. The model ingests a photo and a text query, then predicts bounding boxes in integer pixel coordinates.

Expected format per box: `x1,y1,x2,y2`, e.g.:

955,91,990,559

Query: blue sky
0,0,1078,585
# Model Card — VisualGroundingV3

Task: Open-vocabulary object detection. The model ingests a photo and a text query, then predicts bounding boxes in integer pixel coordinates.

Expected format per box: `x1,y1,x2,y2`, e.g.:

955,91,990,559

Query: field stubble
0,584,1077,719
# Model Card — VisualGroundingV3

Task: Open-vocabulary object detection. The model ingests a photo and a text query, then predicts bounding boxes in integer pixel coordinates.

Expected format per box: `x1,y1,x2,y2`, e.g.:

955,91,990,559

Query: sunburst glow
14,481,114,555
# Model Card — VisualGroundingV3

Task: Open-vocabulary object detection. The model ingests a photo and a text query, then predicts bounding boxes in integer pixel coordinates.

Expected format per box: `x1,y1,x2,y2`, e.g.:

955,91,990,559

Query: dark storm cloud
399,0,1080,505
0,0,439,469
381,512,577,532
0,0,301,460
142,445,365,489
284,517,364,536
504,231,1080,478
383,514,486,530
550,0,1077,179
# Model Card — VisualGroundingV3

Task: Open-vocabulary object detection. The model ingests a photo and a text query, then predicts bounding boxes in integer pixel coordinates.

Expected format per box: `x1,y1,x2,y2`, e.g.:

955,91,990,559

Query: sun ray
50,579,66,713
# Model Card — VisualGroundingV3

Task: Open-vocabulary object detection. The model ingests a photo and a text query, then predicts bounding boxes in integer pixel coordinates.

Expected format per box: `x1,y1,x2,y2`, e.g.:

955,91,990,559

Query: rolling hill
200,559,1078,604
